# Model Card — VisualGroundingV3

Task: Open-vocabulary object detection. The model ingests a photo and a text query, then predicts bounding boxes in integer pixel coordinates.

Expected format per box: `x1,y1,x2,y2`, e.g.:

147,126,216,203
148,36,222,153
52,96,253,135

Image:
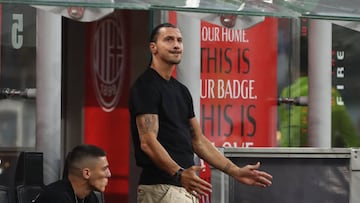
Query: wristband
173,168,184,182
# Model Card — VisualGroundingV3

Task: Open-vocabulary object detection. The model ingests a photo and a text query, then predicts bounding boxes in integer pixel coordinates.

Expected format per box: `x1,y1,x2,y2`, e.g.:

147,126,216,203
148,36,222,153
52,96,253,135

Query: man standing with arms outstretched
129,23,272,203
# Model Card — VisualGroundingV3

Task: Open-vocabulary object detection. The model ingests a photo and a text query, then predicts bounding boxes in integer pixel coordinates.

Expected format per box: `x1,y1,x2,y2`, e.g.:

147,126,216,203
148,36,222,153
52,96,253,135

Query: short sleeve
130,80,160,116
184,86,195,119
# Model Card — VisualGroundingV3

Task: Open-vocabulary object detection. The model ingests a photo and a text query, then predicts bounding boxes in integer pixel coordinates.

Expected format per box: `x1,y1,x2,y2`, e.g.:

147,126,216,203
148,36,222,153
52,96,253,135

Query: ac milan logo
92,16,125,112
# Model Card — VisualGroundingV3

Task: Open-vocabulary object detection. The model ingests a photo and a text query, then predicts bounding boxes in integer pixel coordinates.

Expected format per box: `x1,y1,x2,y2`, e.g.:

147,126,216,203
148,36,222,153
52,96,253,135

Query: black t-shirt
129,68,195,186
34,179,99,203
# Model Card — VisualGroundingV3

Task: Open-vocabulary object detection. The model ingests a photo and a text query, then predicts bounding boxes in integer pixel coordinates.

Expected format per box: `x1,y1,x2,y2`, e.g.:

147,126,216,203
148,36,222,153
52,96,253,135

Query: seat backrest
16,185,42,203
14,152,44,203
0,185,10,203
15,152,44,186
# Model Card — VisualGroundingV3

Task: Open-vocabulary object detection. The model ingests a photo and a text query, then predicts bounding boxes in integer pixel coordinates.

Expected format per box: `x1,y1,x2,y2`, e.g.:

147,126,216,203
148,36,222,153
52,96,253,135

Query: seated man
34,144,111,203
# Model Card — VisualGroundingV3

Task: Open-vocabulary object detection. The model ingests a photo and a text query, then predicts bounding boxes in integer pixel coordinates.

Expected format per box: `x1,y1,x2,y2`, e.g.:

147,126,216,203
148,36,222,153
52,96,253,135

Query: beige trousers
137,184,199,203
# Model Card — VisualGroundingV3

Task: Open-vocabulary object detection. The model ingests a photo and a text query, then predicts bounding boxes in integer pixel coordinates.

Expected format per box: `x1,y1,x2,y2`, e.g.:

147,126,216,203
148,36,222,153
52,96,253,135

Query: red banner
84,10,131,202
200,18,278,148
168,12,278,203
199,17,278,203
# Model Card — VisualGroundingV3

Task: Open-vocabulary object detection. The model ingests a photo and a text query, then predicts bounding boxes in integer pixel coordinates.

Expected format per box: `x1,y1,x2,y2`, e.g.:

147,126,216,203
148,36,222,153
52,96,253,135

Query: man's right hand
180,165,212,198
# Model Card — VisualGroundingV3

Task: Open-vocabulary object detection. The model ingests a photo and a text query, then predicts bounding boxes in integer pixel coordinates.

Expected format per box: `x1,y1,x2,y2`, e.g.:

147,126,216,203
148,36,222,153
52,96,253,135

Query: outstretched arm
189,117,273,188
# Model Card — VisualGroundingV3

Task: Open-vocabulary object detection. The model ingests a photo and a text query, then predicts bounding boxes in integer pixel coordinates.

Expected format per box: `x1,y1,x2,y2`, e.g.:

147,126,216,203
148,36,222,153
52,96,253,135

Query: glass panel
277,17,360,147
331,21,360,147
0,4,37,150
277,17,302,147
0,0,360,20
284,0,360,20
0,2,358,150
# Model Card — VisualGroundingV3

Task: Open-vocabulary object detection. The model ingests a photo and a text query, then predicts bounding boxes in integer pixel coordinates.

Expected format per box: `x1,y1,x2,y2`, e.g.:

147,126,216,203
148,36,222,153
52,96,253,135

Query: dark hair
149,23,177,43
66,144,106,173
